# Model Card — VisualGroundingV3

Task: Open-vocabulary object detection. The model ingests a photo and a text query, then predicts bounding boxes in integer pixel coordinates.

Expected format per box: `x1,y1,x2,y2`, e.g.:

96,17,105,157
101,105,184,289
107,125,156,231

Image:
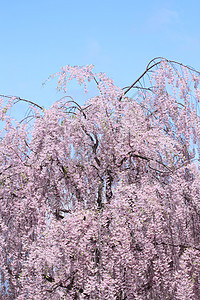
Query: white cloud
85,39,101,58
148,8,180,28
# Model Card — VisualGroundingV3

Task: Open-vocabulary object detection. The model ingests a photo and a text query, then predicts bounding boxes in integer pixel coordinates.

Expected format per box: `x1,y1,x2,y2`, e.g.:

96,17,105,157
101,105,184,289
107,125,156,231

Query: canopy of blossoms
0,58,200,299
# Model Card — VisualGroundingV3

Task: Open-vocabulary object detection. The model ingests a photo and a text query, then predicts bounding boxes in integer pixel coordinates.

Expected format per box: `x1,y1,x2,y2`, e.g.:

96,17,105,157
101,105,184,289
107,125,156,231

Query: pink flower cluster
0,58,200,299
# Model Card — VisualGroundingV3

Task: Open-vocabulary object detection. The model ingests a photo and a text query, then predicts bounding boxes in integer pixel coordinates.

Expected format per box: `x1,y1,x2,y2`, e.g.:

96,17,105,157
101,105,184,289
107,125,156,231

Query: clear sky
1,0,200,108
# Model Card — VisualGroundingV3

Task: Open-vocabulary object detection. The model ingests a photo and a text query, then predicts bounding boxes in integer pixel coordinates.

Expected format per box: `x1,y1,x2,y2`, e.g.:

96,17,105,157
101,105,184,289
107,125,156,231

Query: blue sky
1,0,200,109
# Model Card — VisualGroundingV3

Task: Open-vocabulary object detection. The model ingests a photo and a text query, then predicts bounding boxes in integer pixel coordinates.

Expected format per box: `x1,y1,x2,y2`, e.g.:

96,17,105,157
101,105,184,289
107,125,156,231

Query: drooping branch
154,240,200,252
0,94,44,110
122,57,200,98
123,60,161,97
118,152,173,174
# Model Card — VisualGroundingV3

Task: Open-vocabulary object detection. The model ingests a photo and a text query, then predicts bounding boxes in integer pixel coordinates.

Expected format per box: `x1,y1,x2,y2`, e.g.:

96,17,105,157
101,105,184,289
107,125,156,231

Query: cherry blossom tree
0,58,200,299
